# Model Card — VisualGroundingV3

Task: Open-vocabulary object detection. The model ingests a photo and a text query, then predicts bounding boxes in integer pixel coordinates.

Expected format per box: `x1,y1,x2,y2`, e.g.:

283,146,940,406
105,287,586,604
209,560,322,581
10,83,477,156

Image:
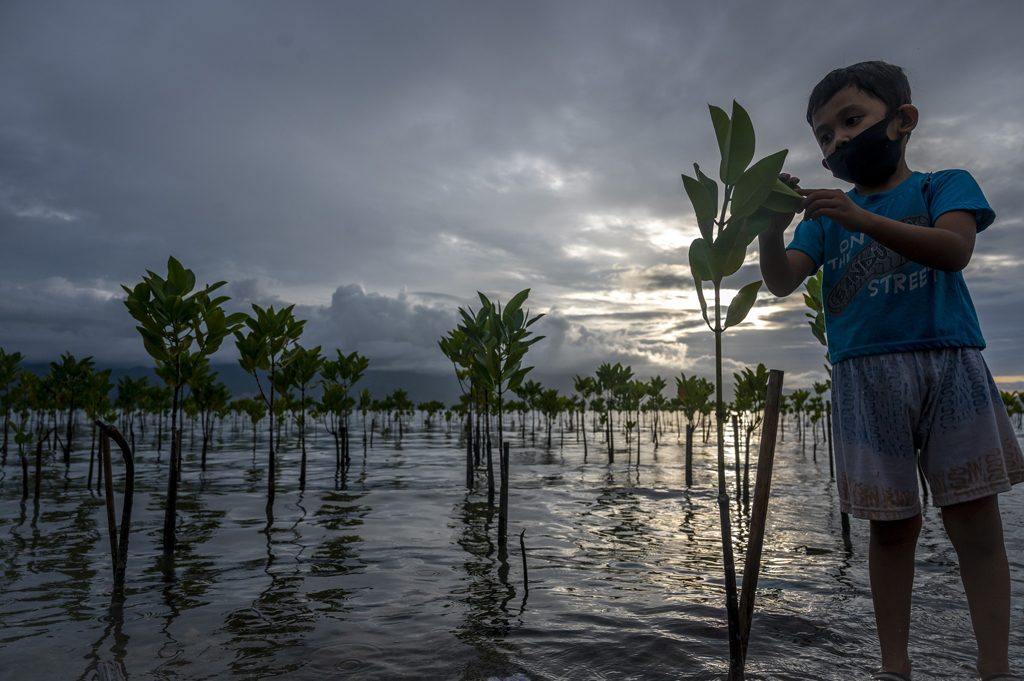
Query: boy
758,61,1023,681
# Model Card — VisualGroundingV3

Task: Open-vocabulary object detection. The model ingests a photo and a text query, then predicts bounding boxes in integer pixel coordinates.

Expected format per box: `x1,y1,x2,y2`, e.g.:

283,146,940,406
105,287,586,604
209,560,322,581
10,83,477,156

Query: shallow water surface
1,420,1021,680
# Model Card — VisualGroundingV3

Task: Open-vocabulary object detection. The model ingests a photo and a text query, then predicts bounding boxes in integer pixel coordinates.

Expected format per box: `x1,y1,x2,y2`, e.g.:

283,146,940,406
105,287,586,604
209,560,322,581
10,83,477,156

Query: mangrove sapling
149,385,171,457
235,304,305,503
122,256,247,555
49,353,95,466
624,379,648,463
596,363,632,463
647,376,667,448
789,389,810,445
319,350,369,467
733,364,769,510
679,100,802,679
574,376,596,461
802,265,839,467
451,290,544,554
443,305,495,497
0,349,25,461
34,428,54,502
537,388,560,448
442,322,483,489
677,373,711,486
390,390,413,441
361,391,379,445
319,384,353,467
189,367,229,471
10,420,33,500
84,369,114,491
285,345,322,490
243,398,267,459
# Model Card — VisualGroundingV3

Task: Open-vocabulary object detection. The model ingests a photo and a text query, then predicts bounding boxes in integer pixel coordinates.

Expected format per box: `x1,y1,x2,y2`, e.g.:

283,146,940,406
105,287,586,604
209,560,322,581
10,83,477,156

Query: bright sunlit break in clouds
2,1,1024,398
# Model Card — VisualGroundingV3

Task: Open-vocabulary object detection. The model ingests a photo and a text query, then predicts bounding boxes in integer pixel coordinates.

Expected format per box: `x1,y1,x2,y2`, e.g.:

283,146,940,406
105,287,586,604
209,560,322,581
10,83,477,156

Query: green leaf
709,105,730,158
761,177,804,213
167,256,187,293
711,237,747,279
711,215,748,278
808,313,827,347
731,149,788,219
718,101,756,185
688,238,713,282
695,164,719,240
681,173,716,241
723,280,762,330
742,206,774,246
692,274,712,330
805,271,822,302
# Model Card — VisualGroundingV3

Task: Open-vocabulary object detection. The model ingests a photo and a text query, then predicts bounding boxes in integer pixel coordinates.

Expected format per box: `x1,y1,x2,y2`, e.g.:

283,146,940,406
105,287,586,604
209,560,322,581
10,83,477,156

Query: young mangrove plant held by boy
679,100,802,680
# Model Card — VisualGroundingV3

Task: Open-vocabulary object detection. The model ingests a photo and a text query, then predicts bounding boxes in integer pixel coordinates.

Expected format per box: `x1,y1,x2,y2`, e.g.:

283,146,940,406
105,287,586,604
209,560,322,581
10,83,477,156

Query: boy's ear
895,103,919,137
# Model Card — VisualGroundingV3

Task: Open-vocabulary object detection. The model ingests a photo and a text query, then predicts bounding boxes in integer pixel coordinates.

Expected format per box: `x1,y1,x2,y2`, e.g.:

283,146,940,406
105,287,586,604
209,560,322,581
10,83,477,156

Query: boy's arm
798,189,977,271
758,225,817,297
757,174,817,297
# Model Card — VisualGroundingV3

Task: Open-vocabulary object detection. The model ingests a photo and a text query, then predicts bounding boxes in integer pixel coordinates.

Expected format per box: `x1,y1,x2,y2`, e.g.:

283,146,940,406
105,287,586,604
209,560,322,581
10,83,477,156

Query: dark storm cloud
2,1,1023,392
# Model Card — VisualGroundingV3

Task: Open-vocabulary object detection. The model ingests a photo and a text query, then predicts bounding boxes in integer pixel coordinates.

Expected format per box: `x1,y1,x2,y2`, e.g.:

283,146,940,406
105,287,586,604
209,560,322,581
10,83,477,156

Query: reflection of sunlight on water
0,421,1020,679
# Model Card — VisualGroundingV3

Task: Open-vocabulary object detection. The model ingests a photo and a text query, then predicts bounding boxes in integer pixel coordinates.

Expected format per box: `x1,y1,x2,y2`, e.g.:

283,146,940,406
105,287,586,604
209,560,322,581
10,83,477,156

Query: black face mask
823,113,904,187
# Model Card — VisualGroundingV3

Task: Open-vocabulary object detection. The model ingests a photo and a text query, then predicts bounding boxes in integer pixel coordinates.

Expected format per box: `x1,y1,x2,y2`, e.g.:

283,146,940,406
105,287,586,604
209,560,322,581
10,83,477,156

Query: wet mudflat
1,422,1021,680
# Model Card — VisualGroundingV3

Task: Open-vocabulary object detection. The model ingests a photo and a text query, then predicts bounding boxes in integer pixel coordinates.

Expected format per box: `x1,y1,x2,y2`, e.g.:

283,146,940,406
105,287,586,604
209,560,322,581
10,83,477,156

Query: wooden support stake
96,421,135,592
519,529,529,593
498,441,509,556
738,368,784,663
34,434,44,501
102,431,119,576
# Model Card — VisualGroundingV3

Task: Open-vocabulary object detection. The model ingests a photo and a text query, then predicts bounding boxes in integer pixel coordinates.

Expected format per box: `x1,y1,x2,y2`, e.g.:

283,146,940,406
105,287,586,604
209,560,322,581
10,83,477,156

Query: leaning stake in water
519,528,529,593
96,420,135,593
102,431,119,577
738,368,784,662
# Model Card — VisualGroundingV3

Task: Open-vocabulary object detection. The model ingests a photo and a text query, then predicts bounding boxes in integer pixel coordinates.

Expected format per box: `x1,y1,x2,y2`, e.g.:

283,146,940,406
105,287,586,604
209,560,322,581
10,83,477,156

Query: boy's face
810,86,910,160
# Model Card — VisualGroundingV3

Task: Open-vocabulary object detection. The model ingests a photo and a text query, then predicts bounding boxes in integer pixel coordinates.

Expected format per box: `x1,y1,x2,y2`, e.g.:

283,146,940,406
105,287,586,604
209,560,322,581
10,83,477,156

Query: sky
2,1,1023,401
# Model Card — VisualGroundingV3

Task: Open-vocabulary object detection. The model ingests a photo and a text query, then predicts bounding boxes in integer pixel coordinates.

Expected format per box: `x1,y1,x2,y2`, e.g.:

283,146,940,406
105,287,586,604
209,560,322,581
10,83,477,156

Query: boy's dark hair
806,61,912,126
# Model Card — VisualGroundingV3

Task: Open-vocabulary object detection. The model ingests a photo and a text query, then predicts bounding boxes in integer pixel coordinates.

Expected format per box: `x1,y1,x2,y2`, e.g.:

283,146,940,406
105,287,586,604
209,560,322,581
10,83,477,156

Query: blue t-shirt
787,169,995,364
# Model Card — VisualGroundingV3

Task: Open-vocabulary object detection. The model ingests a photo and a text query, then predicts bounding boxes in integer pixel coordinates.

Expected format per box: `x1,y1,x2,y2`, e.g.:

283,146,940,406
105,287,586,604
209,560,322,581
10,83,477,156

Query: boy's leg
940,495,1011,678
870,513,922,677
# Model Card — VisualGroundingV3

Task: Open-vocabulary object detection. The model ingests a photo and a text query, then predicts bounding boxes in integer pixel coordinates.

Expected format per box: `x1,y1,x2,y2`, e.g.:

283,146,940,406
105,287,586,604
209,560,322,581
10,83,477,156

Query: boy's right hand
765,173,801,237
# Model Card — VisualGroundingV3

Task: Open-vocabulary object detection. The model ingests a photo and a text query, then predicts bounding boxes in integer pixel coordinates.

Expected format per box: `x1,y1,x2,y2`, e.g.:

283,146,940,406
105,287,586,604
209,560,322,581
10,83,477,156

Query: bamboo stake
34,434,44,502
732,413,741,491
96,421,134,592
498,441,509,557
519,529,529,593
465,414,474,489
738,368,784,663
102,431,119,576
826,401,834,478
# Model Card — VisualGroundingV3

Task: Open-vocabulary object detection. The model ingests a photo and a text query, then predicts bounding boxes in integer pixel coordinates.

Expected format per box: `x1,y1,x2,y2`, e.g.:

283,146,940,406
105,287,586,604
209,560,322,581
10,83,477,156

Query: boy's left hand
797,188,870,233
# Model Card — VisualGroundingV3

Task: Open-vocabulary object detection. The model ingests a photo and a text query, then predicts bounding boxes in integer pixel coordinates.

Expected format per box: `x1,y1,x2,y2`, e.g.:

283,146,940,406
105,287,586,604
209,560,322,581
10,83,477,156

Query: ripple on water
0,426,1021,680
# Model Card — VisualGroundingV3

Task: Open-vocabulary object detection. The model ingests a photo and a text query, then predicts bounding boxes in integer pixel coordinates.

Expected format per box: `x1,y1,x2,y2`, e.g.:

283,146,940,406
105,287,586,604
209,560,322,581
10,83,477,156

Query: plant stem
714,281,744,680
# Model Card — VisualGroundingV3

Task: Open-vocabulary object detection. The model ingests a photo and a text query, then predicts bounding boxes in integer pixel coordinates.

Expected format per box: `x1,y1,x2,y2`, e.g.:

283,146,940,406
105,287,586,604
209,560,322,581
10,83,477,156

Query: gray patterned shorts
831,347,1023,521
